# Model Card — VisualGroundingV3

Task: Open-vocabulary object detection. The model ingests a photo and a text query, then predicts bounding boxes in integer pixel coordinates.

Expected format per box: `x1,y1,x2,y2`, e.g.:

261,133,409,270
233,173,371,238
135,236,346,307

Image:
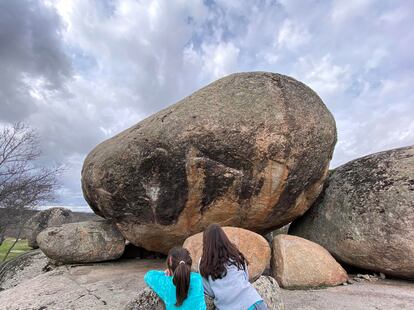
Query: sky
0,0,413,212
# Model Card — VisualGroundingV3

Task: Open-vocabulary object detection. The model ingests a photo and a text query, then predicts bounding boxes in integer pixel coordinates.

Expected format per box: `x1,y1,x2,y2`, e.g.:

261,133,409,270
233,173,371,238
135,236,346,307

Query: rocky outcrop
0,250,49,291
272,235,348,288
289,146,414,279
81,72,337,253
0,257,165,309
125,275,284,310
252,276,284,310
37,219,125,263
25,207,74,248
124,287,165,310
183,226,271,281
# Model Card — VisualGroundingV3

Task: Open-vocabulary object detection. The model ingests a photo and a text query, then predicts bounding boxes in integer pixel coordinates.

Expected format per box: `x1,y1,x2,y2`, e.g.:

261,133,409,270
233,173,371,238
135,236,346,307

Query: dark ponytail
167,247,192,306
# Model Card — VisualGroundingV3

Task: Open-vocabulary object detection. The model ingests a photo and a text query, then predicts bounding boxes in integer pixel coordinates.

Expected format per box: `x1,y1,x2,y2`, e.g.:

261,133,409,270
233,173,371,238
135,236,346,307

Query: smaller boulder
183,227,271,281
124,287,164,310
37,219,125,264
252,276,284,310
272,235,348,289
25,207,74,248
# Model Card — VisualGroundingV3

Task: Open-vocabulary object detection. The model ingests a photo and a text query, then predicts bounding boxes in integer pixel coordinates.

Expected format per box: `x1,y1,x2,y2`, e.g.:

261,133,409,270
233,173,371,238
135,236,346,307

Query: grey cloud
0,0,71,122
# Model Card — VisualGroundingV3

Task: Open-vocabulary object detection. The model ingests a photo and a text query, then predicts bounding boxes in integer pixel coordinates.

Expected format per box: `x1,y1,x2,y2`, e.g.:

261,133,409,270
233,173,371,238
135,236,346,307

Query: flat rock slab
0,250,48,290
0,258,164,310
281,279,414,310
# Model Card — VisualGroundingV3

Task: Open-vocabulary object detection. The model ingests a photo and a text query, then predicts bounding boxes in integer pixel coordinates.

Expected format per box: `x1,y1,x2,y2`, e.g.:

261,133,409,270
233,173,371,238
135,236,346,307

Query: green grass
0,238,31,262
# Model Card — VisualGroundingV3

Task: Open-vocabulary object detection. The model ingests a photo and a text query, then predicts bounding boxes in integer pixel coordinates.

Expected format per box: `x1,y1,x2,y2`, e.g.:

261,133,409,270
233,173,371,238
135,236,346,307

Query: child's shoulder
190,272,202,279
190,272,204,284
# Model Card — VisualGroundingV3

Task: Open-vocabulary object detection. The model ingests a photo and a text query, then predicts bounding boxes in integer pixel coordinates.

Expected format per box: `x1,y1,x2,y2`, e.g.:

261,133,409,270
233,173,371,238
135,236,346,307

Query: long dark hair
167,247,192,306
199,224,248,280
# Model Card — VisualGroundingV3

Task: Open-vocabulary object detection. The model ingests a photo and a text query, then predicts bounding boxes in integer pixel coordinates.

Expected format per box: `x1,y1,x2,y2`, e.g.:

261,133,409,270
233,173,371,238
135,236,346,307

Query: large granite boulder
25,207,74,248
37,219,125,264
271,235,348,288
289,146,414,279
125,275,284,310
183,226,271,281
82,72,337,253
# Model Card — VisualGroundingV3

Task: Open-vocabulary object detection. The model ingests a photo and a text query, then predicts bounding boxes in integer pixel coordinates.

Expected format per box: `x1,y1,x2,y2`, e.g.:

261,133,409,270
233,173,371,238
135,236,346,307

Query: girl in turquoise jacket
144,247,206,310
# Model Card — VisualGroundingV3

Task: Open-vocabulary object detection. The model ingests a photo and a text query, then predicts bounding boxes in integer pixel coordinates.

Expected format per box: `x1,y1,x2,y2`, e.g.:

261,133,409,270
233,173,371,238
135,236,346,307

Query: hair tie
179,260,186,265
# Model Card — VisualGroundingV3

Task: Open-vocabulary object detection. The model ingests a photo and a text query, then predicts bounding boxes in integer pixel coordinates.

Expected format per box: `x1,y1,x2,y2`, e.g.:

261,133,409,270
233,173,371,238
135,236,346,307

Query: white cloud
277,19,311,50
200,42,240,79
331,74,414,167
295,55,351,99
365,48,387,71
331,0,374,24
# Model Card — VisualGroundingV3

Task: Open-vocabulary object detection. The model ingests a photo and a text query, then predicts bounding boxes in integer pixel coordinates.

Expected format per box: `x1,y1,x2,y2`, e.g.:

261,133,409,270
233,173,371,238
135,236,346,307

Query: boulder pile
4,72,413,309
289,146,414,279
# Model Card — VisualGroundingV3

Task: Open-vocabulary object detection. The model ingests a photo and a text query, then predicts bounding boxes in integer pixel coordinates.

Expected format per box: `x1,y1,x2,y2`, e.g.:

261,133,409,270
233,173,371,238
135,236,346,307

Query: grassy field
0,238,31,262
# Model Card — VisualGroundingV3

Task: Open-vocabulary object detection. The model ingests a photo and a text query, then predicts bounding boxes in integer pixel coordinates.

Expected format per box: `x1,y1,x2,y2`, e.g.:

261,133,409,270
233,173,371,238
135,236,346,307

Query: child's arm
202,276,215,298
144,270,171,301
244,263,250,281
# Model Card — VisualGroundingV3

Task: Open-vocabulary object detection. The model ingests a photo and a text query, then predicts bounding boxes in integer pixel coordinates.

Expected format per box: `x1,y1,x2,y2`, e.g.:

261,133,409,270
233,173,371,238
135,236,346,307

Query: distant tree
0,123,61,260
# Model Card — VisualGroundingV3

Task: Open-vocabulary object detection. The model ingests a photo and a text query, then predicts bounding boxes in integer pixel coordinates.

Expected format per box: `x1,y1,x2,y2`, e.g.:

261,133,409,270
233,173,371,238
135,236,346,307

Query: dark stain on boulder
201,158,238,211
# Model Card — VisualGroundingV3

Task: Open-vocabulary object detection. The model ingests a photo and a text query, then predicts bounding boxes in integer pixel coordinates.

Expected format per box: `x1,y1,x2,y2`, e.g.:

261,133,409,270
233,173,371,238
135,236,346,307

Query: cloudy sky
1,0,413,211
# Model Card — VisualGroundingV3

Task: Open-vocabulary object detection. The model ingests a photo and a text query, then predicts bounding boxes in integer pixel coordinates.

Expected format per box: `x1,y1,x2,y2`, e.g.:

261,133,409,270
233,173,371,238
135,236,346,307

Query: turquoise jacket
144,270,207,310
